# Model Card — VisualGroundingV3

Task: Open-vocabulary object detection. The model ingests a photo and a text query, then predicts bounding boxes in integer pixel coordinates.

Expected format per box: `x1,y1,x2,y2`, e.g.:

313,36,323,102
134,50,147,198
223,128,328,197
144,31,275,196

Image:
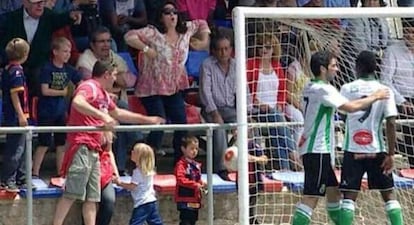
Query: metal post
206,127,214,225
25,127,33,225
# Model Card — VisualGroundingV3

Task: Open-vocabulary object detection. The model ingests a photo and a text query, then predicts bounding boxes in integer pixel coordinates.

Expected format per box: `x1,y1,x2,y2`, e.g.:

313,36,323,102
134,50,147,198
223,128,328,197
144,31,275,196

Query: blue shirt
2,64,29,125
37,61,82,118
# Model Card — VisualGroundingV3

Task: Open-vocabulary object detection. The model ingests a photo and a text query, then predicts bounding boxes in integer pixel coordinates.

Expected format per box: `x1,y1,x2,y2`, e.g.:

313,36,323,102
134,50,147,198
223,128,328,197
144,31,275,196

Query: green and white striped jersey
340,78,397,153
299,79,348,156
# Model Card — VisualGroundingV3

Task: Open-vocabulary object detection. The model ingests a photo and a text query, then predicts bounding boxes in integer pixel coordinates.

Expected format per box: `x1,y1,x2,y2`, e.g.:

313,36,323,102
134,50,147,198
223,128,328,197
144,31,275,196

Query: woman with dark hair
124,1,210,164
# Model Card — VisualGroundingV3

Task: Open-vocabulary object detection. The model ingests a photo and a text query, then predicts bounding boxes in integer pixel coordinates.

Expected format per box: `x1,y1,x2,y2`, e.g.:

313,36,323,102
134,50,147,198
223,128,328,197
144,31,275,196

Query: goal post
233,6,414,225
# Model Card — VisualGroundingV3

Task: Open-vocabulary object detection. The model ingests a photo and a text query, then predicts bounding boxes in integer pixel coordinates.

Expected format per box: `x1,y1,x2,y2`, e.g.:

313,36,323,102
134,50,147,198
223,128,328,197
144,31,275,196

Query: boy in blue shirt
1,38,30,192
32,37,82,178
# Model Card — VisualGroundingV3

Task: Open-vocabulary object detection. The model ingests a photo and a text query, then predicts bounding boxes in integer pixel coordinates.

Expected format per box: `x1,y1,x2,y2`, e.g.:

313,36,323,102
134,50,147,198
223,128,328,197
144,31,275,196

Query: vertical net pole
233,7,250,225
26,128,33,225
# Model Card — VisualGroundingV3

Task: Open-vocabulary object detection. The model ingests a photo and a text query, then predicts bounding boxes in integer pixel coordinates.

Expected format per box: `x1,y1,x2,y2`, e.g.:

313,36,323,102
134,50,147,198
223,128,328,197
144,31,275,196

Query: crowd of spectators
0,0,413,197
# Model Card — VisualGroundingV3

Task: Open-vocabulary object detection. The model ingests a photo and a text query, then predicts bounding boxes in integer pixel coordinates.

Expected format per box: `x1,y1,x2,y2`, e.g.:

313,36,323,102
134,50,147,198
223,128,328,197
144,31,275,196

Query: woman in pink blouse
124,0,210,164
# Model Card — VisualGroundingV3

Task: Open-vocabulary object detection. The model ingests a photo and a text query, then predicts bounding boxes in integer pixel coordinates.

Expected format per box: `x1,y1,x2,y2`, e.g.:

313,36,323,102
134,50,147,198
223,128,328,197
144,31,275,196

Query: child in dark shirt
1,38,30,192
32,37,82,177
174,136,207,225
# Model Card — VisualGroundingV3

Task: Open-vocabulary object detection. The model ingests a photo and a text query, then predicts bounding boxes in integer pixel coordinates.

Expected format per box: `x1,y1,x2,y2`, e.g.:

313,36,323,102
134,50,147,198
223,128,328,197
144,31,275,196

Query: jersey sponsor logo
352,129,373,145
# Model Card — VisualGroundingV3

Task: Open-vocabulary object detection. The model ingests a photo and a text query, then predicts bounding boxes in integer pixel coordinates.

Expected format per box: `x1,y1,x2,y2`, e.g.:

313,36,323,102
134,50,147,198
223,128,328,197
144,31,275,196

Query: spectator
247,33,300,171
71,0,102,52
199,33,237,179
114,143,164,225
124,0,210,163
45,0,81,66
99,0,148,51
77,26,141,176
380,18,414,168
174,136,207,225
32,37,82,178
0,0,81,99
52,61,164,225
285,36,310,145
0,38,30,192
341,0,388,83
177,0,216,25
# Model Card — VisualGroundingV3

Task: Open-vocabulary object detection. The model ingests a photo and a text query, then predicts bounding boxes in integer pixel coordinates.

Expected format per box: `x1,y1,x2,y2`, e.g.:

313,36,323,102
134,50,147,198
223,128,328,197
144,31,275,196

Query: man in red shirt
52,61,164,225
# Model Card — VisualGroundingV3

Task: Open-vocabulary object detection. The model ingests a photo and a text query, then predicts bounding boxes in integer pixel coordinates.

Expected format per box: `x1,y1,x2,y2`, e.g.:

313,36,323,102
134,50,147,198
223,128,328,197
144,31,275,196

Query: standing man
339,50,403,225
291,50,389,225
199,32,236,180
52,61,164,225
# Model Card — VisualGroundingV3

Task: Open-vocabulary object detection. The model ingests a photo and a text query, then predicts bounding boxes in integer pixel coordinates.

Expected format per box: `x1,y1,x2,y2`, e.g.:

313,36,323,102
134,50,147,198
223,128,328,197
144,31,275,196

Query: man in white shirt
291,50,389,225
380,18,414,168
339,50,403,225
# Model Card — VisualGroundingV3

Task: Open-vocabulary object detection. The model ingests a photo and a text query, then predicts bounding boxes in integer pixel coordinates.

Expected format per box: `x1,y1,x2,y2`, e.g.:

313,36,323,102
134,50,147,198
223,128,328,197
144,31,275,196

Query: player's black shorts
339,151,394,192
38,114,66,147
303,153,338,196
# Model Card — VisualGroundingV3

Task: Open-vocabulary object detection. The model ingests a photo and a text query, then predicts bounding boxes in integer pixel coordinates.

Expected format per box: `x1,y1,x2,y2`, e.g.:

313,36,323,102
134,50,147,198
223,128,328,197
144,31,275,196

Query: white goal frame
233,6,414,225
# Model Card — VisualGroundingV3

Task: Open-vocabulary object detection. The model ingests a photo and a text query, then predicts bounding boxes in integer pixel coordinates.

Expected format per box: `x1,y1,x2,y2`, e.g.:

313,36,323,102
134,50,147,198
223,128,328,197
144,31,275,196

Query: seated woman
247,33,301,171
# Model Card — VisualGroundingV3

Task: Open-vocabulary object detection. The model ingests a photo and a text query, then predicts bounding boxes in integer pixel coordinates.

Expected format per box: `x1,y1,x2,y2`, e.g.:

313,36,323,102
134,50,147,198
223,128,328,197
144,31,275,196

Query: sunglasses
162,9,178,16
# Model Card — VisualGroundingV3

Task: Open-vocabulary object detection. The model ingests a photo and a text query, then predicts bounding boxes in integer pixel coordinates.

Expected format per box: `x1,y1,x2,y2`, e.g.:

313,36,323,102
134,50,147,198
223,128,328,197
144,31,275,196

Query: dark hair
89,26,111,44
310,50,336,77
155,1,188,34
356,50,377,75
210,31,233,50
92,60,115,78
361,0,387,6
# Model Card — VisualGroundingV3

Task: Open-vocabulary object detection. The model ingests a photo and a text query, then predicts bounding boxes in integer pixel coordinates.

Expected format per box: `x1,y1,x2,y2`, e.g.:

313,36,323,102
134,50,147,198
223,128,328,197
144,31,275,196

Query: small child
115,143,164,225
0,38,30,192
174,136,207,225
32,37,82,178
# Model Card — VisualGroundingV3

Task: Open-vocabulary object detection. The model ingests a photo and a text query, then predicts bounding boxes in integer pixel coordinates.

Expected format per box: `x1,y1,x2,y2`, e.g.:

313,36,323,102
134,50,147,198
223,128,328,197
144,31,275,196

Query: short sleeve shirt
299,79,348,155
340,78,398,153
66,79,116,148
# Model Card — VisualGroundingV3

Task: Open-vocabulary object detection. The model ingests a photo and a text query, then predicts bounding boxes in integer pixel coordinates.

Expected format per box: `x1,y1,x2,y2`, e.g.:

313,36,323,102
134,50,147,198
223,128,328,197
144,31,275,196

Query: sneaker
4,182,19,193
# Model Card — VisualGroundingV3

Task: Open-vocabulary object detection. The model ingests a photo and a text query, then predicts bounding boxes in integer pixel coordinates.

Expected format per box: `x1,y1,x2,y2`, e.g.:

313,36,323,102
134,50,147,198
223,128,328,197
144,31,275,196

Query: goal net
233,6,414,225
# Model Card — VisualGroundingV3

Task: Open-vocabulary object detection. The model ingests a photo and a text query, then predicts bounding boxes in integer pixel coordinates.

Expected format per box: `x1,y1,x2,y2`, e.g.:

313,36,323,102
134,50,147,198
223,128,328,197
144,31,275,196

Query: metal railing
0,123,230,225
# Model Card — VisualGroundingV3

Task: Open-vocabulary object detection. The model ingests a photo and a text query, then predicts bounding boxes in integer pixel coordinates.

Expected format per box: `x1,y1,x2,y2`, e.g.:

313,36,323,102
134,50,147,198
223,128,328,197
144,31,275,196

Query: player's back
340,78,397,153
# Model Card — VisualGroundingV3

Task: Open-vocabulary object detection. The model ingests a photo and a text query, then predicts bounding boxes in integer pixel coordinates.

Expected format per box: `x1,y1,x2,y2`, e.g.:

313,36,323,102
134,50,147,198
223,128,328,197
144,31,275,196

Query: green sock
385,200,404,225
292,203,312,225
340,199,355,225
326,201,341,225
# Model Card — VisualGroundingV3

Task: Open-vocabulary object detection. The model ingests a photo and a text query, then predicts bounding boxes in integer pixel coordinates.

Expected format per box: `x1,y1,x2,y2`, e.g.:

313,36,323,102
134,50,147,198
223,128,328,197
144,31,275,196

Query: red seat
400,169,414,179
0,190,18,200
153,174,176,195
261,174,283,192
127,95,147,115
